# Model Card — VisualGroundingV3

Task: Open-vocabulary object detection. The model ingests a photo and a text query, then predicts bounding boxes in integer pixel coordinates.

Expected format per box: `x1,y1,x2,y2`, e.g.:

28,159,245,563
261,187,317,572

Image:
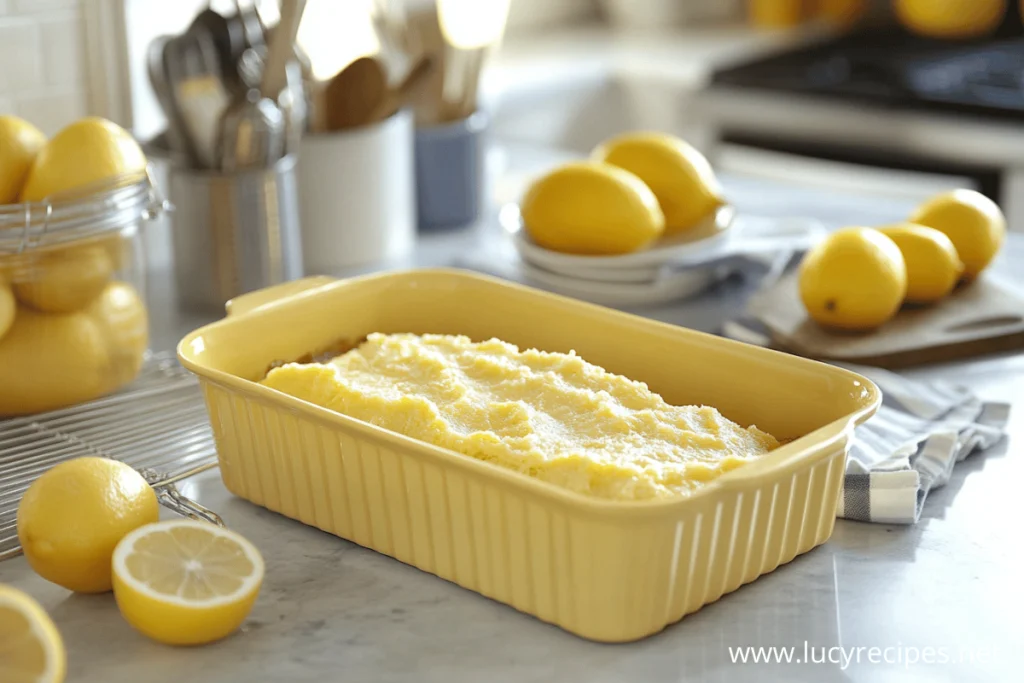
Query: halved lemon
0,584,66,683
112,520,264,646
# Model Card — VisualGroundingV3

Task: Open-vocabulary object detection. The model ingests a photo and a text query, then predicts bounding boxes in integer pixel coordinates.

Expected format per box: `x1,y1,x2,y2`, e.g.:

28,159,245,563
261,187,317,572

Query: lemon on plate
112,520,264,646
0,282,14,341
17,457,158,593
19,117,147,204
0,584,65,683
0,116,46,205
877,223,964,304
592,132,725,235
895,0,1006,39
13,244,114,314
521,161,665,255
799,227,908,331
909,189,1005,281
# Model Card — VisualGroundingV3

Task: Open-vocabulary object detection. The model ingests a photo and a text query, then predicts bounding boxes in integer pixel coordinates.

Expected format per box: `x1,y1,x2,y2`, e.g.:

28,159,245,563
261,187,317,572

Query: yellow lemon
113,520,264,646
0,282,14,341
521,161,664,255
895,0,1006,39
99,231,133,271
0,306,112,416
877,223,964,304
17,457,158,594
87,281,149,390
799,227,907,331
909,189,1005,280
19,117,147,203
815,0,867,26
0,584,66,683
0,116,46,205
12,244,113,314
592,132,724,234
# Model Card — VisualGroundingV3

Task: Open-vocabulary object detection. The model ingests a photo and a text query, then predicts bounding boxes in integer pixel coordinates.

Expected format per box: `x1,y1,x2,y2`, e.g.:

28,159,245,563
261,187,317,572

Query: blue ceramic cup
414,112,487,230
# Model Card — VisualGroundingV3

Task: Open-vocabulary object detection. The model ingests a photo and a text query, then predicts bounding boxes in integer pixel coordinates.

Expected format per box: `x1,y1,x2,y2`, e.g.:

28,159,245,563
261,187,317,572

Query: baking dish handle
225,276,337,318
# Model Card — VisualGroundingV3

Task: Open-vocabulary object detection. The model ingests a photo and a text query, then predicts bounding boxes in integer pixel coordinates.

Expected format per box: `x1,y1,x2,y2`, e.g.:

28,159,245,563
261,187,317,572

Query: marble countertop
3,153,1021,683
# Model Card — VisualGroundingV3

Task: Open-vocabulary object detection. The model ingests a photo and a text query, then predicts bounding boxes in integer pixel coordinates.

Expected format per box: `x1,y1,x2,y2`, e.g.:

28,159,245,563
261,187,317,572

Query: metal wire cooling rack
0,352,221,561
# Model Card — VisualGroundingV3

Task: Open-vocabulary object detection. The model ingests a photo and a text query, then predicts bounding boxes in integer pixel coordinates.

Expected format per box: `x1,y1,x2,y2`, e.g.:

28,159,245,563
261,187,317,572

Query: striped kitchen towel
723,317,1010,524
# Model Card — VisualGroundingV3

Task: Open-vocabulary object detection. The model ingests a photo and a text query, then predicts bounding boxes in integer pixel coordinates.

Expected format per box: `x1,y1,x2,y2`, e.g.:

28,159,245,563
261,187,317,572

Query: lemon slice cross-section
112,520,264,646
0,584,66,683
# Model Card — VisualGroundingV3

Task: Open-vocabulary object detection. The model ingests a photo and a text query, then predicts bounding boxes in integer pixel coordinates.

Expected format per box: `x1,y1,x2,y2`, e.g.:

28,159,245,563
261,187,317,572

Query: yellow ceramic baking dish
177,269,879,642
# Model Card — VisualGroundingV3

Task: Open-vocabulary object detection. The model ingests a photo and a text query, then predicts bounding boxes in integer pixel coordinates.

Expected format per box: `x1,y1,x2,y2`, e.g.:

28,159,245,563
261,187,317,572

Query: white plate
503,203,825,282
516,260,724,308
504,204,735,272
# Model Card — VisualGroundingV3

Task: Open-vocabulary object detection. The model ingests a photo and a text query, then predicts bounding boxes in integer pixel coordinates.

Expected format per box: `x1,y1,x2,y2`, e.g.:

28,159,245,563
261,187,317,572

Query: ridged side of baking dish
181,270,879,642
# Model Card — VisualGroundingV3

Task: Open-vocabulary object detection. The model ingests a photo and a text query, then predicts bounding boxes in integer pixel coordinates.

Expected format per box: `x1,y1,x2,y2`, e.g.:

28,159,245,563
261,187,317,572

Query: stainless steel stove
696,23,1024,231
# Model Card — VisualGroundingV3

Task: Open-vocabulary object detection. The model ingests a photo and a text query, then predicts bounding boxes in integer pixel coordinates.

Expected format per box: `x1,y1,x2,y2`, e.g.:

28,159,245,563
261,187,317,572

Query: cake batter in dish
261,333,779,501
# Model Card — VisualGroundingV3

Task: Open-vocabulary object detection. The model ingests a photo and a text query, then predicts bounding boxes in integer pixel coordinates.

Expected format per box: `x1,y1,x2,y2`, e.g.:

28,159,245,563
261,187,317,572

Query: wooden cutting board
747,272,1024,368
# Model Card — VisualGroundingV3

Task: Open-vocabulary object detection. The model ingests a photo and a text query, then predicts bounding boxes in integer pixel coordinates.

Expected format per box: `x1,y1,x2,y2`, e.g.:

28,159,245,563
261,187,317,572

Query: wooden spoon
322,56,388,131
369,56,434,122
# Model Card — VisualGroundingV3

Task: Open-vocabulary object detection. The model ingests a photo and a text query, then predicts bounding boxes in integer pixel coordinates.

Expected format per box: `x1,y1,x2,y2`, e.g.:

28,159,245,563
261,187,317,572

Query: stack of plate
499,203,826,307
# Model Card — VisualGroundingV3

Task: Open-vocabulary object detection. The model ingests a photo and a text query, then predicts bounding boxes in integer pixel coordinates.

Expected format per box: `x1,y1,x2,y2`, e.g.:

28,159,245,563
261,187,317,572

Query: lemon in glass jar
13,244,114,314
19,117,147,203
0,305,111,415
0,115,46,204
88,281,149,390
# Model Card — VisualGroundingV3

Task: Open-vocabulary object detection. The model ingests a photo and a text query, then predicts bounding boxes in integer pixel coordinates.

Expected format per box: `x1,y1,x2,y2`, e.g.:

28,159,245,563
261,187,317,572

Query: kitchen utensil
438,47,485,122
374,56,434,120
178,269,880,643
168,153,304,310
217,0,305,171
745,270,1024,368
401,4,447,125
234,0,268,53
0,352,221,562
371,0,412,77
165,26,233,169
299,109,415,272
189,8,246,88
326,56,432,130
322,56,389,131
147,35,197,166
279,59,308,156
414,111,487,230
216,90,285,171
436,0,510,122
261,0,307,101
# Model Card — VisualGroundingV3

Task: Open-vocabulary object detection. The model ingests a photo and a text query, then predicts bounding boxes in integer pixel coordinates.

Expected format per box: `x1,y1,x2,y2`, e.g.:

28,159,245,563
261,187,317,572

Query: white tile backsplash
0,0,88,134
13,89,88,135
37,10,85,87
12,0,80,13
0,18,44,93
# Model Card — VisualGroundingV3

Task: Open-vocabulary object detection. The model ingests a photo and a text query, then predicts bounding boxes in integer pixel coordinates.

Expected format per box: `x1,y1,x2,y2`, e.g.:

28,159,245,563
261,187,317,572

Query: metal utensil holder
170,154,303,311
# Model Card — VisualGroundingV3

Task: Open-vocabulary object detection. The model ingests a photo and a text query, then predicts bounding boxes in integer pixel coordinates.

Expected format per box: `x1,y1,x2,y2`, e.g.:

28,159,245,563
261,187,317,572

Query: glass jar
0,172,164,416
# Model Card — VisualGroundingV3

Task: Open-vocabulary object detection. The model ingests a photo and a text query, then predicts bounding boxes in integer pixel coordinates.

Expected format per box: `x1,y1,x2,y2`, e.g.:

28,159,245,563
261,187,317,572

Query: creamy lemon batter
261,333,778,501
